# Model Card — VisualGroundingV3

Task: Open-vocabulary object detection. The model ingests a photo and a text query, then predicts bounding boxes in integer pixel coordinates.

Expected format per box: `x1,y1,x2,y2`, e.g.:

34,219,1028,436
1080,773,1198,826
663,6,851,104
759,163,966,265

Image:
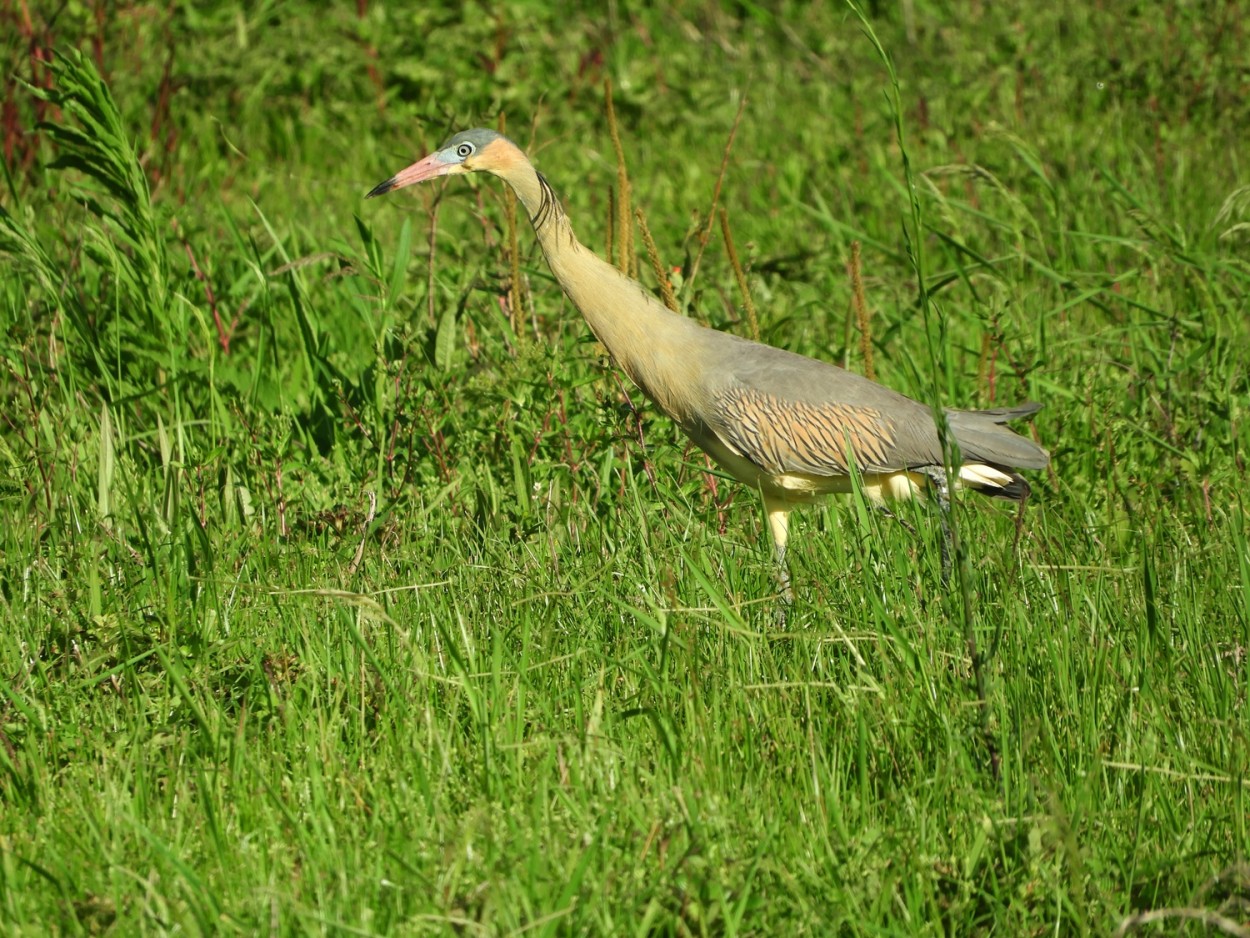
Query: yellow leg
762,493,794,604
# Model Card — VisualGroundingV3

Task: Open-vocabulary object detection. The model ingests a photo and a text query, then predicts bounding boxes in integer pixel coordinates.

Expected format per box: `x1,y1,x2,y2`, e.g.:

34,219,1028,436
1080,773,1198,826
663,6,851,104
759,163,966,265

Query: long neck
498,159,706,425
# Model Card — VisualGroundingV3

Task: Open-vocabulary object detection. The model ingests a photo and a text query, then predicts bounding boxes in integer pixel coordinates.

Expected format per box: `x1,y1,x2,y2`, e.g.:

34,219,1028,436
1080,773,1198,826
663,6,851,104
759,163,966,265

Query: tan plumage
367,129,1049,594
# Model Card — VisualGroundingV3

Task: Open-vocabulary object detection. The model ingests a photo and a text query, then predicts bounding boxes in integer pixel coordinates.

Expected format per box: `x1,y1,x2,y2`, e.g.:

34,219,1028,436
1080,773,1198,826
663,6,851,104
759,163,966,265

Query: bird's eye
455,142,475,159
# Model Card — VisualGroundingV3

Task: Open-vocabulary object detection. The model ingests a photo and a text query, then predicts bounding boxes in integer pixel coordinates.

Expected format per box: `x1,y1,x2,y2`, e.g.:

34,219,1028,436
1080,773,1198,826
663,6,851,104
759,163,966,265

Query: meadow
1,1,1248,934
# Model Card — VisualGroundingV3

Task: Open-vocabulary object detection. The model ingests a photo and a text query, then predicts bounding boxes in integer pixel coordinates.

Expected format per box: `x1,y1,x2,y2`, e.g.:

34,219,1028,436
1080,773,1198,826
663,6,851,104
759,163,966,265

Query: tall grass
2,2,1248,934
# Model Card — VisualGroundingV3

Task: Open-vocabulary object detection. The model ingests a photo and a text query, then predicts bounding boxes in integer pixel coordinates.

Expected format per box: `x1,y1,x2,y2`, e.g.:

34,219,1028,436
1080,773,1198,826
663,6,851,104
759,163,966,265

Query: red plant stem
183,239,231,353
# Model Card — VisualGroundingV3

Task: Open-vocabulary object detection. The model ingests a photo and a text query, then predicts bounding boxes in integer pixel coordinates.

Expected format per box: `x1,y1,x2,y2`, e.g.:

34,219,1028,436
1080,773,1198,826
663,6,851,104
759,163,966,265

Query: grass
2,1,1248,934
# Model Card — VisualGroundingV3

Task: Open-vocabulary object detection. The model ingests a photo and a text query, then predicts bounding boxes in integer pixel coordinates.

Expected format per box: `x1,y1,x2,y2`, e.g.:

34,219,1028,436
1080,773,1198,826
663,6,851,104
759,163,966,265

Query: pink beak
365,151,456,198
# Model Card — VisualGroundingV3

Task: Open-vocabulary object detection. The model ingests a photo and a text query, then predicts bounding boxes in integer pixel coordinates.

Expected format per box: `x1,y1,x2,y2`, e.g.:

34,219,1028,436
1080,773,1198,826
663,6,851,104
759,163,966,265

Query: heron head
366,129,512,198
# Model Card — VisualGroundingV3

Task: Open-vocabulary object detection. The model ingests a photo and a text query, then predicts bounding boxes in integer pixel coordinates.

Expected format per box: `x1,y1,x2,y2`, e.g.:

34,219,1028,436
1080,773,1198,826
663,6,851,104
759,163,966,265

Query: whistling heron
367,129,1048,596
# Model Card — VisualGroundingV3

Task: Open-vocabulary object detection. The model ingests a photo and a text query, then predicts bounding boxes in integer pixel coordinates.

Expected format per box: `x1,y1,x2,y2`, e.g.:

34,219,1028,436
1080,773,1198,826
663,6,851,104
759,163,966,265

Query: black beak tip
365,177,397,199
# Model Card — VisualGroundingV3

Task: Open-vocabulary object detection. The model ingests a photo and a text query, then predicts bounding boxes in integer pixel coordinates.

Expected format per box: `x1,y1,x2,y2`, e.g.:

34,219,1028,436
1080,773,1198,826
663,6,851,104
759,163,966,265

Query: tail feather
957,463,1032,501
960,402,1043,422
946,403,1050,471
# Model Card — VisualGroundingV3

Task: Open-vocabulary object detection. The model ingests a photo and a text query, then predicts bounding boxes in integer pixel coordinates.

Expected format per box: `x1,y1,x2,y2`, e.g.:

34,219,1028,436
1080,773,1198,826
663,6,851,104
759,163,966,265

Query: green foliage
1,2,1248,935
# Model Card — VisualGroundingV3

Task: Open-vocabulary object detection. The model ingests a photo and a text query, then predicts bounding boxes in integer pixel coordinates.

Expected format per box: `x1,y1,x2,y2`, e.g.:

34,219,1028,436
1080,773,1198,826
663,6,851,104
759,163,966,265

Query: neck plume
492,151,707,427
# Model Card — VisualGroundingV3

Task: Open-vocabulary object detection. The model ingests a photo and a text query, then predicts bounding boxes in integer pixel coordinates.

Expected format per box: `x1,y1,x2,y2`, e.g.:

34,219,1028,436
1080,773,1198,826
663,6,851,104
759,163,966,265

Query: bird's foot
921,468,954,587
773,558,794,627
875,504,918,536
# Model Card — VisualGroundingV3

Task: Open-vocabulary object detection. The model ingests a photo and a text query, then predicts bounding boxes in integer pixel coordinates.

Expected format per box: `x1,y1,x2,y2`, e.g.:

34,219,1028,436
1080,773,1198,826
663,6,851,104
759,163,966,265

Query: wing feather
710,386,904,476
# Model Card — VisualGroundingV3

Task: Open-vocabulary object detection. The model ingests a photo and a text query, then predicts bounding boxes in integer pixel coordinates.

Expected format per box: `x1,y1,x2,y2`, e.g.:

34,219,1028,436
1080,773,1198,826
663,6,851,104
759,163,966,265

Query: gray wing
709,384,925,476
700,337,942,476
700,333,1046,475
